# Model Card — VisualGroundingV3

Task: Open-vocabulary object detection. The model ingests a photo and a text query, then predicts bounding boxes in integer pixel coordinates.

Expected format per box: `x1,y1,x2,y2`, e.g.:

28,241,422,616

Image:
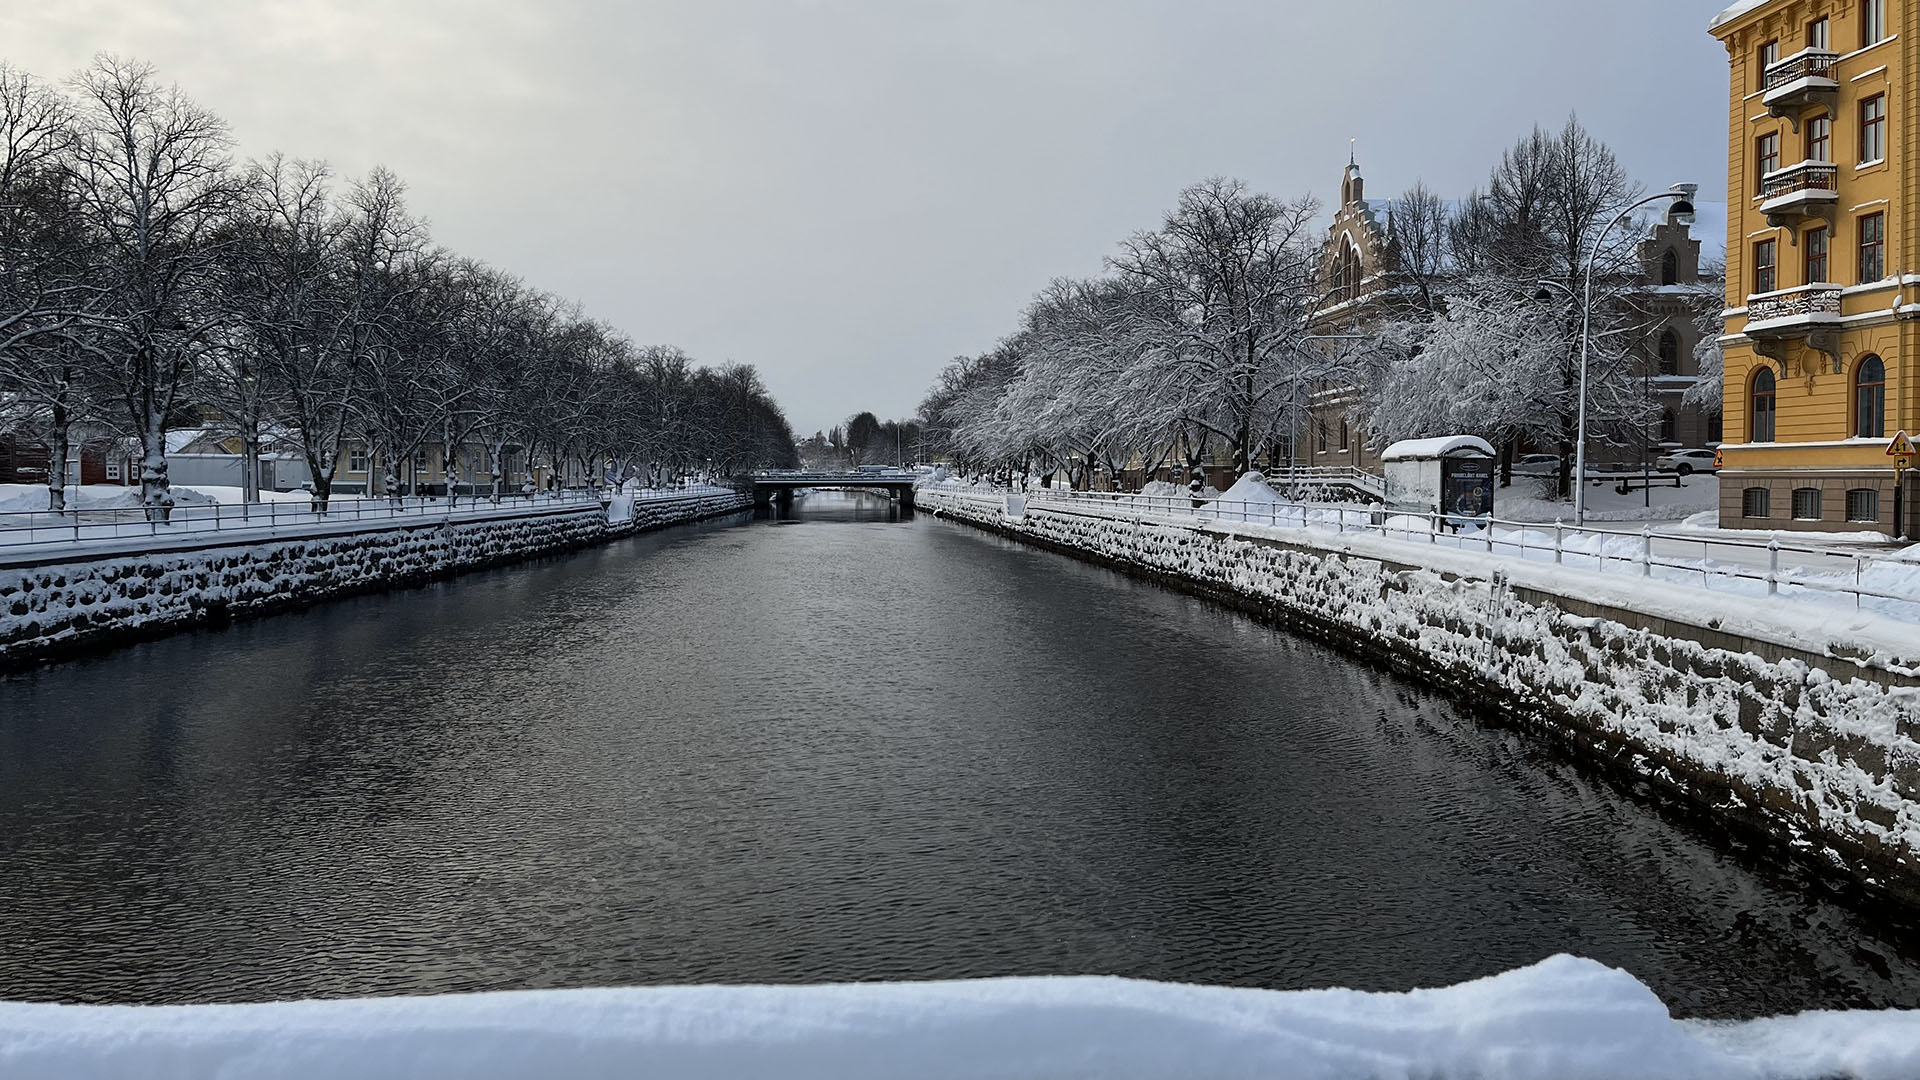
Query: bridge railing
753,471,916,483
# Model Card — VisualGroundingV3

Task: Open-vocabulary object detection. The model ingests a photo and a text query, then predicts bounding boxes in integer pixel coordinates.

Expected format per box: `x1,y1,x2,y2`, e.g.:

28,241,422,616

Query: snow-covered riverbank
917,485,1920,906
0,489,751,667
2,955,1913,1080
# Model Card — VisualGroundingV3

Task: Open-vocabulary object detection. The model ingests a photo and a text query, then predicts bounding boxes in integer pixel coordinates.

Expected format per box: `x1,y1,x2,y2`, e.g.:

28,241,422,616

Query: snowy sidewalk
2,956,1915,1080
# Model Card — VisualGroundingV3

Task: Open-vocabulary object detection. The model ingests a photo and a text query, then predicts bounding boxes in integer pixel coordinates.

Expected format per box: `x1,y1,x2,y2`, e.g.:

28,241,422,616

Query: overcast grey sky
3,1,1731,437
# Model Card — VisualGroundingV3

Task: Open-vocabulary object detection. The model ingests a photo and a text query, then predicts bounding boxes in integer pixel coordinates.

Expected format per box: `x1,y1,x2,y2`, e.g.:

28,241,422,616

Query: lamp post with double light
1567,183,1696,526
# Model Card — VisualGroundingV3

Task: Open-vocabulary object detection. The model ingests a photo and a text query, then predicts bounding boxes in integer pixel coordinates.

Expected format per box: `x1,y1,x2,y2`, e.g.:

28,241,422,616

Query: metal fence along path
922,484,1920,622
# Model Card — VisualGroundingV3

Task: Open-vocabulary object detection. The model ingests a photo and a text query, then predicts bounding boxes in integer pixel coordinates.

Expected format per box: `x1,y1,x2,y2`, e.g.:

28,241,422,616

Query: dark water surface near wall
0,492,1915,1017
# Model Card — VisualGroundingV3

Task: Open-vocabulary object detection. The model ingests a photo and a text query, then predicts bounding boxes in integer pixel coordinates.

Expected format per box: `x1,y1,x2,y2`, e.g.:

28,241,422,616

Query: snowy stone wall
921,490,1920,902
0,492,750,667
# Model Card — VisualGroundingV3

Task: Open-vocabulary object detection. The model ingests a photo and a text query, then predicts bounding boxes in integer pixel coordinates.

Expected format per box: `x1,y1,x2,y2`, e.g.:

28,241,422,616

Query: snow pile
1138,480,1184,500
1201,471,1287,523
3,956,1916,1080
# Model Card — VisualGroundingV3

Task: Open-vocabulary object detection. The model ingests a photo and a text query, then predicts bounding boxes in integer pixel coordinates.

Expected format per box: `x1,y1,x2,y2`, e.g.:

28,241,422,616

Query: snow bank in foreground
1,957,1914,1080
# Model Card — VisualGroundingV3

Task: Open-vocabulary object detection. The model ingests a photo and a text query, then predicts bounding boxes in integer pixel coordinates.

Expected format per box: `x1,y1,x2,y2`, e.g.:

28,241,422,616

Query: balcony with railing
1762,48,1840,118
1745,284,1841,335
1758,160,1839,227
1744,284,1843,370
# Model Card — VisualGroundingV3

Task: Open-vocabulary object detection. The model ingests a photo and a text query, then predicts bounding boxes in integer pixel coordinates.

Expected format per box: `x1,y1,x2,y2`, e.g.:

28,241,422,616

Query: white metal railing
1763,48,1839,92
0,486,737,553
1759,160,1839,202
922,485,1918,621
1746,285,1843,326
1263,466,1386,497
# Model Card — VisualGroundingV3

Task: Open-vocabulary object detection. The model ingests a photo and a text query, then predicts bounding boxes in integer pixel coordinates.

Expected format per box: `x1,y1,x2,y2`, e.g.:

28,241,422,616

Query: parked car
1655,448,1719,476
1511,453,1561,477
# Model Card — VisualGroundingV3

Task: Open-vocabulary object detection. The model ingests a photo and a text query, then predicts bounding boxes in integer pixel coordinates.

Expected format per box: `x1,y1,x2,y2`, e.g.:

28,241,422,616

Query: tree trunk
45,402,69,514
139,413,172,523
241,422,261,504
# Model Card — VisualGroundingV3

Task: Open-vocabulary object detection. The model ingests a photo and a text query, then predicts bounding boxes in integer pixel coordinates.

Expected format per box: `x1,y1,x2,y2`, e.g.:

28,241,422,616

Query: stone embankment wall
921,489,1920,904
0,491,750,668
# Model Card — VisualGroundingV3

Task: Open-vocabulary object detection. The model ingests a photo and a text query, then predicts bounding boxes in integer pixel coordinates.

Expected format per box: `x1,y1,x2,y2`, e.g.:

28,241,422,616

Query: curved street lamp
1571,183,1697,526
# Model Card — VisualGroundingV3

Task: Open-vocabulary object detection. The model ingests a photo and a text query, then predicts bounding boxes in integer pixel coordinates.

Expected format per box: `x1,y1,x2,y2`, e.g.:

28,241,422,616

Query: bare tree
63,55,236,520
1108,177,1330,473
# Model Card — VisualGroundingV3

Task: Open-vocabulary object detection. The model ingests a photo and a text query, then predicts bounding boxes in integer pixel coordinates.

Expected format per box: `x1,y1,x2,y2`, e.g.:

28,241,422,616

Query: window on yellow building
1807,115,1830,162
1792,488,1822,520
1859,212,1885,281
1751,368,1777,442
1847,489,1880,522
1808,16,1829,50
1753,238,1777,294
1856,355,1886,439
1861,95,1886,164
1743,487,1771,518
1805,225,1828,282
1863,0,1886,47
1758,40,1779,89
1756,132,1780,192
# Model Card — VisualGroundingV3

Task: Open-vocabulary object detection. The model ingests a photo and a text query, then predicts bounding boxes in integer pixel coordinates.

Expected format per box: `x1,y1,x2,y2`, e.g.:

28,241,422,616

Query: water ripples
0,493,1915,1016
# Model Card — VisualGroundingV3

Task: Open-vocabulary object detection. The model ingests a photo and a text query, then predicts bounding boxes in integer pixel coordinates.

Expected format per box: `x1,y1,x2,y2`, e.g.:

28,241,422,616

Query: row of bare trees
0,57,795,518
920,119,1721,498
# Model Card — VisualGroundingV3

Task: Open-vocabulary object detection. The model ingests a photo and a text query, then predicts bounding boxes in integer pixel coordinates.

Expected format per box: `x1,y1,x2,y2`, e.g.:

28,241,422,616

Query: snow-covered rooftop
1382,435,1495,462
1711,0,1769,30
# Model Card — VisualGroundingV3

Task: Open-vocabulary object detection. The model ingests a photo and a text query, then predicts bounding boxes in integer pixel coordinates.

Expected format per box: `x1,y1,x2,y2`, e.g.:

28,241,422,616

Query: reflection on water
0,491,1914,1016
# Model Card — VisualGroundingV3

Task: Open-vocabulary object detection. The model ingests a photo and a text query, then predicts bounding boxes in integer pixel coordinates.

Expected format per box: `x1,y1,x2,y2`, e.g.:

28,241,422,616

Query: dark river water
1,491,1916,1017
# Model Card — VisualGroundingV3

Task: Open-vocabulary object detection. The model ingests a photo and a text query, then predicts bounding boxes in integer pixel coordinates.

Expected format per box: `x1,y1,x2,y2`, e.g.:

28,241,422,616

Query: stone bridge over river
751,470,917,510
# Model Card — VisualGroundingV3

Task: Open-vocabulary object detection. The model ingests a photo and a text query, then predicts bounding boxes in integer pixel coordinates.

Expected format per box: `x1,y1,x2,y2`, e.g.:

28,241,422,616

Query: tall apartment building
1711,0,1915,535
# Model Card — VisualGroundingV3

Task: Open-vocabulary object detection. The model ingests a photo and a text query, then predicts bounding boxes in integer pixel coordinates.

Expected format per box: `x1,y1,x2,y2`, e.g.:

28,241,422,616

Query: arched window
1657,330,1679,376
1751,368,1777,442
1856,354,1886,438
1659,410,1677,444
1660,249,1679,286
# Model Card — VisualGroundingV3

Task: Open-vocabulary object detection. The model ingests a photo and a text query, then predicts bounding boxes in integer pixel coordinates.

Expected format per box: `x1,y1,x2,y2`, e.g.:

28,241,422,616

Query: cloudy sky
2,1,1732,436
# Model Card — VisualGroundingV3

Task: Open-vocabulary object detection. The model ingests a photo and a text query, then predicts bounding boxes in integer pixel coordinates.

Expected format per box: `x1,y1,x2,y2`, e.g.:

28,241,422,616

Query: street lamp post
1571,183,1696,527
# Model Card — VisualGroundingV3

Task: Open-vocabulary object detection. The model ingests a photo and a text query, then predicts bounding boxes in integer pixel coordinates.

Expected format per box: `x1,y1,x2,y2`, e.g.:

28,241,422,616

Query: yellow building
1711,0,1914,535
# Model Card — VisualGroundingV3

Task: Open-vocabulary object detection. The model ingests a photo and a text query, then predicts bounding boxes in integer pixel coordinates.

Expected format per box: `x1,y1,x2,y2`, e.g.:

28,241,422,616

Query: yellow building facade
1712,0,1915,535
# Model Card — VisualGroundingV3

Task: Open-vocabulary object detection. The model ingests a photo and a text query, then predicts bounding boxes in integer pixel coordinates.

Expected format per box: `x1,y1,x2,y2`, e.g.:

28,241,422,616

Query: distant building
1305,157,1719,480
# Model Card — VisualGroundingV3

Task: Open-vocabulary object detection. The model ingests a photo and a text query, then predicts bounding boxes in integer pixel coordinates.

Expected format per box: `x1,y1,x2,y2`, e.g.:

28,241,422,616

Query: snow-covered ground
1497,474,1719,524
0,483,323,513
1,956,1914,1080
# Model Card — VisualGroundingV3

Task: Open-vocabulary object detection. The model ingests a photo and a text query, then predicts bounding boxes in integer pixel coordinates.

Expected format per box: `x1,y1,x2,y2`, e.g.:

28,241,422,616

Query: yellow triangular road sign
1890,430,1917,456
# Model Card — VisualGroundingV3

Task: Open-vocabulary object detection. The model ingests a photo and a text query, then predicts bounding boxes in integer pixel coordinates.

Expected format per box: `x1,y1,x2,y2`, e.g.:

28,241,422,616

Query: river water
0,491,1915,1017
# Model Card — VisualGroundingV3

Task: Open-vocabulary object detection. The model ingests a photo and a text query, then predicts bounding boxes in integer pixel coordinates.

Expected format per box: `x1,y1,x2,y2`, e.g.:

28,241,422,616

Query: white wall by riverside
920,489,1920,902
0,492,751,667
